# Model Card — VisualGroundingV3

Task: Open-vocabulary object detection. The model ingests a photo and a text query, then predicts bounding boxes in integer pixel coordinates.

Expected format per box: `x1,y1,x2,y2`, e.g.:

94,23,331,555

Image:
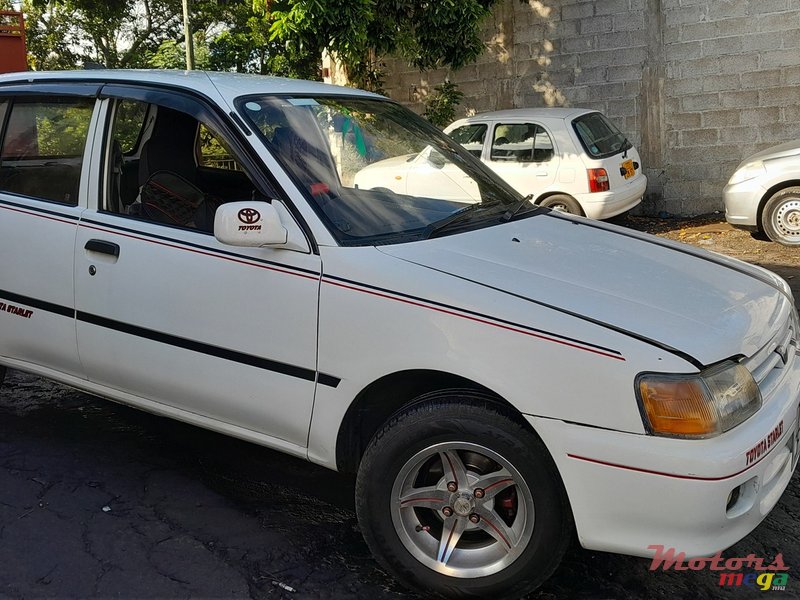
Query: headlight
637,362,761,438
728,160,766,185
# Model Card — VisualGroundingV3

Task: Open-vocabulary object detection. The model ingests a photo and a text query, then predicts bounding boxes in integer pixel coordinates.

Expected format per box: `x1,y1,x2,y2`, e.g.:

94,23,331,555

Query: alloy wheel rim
390,441,535,578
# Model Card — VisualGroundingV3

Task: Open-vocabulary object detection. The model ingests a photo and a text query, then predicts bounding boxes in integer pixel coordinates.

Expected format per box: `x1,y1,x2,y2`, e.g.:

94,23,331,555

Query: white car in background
0,71,797,600
724,140,800,245
354,108,647,219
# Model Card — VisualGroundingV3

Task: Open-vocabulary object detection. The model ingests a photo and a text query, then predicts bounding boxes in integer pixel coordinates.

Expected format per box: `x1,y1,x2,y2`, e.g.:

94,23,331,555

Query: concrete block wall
380,0,800,216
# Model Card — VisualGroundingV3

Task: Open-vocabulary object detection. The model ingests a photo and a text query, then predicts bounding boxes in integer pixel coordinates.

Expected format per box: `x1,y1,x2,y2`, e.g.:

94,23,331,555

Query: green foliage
260,0,501,91
28,102,93,156
112,100,148,152
22,0,319,76
423,81,464,129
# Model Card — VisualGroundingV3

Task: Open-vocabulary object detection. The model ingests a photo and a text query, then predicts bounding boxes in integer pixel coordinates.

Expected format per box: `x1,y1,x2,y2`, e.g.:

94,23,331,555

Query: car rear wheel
763,187,800,245
355,391,571,599
538,194,583,216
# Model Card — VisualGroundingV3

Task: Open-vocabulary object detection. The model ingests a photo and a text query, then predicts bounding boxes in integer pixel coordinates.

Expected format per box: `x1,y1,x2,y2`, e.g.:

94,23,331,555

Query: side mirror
214,201,288,247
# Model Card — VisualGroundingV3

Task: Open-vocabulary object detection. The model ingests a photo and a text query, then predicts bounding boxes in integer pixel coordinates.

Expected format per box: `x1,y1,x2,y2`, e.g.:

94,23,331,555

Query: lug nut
447,481,458,492
474,488,485,499
442,507,454,517
469,514,480,524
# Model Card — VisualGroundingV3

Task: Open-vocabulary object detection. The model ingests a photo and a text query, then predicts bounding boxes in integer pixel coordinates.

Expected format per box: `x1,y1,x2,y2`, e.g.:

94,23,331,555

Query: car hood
740,140,800,165
378,214,788,366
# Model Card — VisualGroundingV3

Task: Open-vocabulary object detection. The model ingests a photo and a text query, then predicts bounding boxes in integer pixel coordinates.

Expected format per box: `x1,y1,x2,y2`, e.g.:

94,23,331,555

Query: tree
25,0,185,69
22,0,319,76
257,0,501,91
206,0,318,77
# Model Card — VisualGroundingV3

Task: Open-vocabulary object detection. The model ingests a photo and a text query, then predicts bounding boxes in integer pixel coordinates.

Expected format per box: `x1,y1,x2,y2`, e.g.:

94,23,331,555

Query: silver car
724,140,800,245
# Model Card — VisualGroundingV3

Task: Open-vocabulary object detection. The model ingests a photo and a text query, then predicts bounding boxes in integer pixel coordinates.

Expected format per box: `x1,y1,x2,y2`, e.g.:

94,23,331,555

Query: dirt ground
1,215,800,600
613,213,800,298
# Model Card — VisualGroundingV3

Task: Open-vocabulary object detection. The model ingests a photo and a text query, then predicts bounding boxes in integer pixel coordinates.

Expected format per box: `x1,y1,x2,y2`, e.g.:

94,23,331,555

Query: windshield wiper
422,203,485,239
500,194,535,222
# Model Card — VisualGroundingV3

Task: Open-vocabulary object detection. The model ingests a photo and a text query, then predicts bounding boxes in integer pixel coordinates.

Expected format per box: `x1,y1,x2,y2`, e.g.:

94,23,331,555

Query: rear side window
0,98,94,205
449,123,487,158
572,112,627,159
491,123,553,163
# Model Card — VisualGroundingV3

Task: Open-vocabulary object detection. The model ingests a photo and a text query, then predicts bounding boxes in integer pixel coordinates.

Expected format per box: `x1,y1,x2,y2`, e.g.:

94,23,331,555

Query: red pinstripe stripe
324,279,626,361
567,441,785,481
0,203,77,226
78,223,319,282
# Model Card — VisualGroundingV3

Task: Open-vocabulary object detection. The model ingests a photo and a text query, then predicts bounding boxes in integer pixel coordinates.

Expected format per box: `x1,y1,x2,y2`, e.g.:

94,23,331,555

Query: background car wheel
538,194,583,216
355,391,572,599
762,187,800,245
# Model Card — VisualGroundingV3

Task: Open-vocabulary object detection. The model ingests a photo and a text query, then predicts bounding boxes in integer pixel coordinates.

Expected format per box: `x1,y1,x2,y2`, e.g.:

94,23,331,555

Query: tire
538,194,583,216
762,186,800,245
355,391,572,600
0,366,5,387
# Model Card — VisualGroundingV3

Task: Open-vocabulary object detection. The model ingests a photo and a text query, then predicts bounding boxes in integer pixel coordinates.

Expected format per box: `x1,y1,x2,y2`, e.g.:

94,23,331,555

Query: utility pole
182,0,195,70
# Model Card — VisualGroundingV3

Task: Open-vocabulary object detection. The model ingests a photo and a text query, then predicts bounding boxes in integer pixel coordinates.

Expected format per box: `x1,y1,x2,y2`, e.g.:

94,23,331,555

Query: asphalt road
2,220,800,599
2,373,798,600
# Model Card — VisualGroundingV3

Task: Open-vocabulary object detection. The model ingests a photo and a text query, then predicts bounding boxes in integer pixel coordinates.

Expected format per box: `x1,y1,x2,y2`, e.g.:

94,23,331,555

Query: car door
73,86,322,448
0,87,99,379
484,121,560,197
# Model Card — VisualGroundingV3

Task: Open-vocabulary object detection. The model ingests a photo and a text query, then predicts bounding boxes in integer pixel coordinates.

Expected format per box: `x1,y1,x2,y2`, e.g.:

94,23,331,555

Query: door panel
0,197,83,376
74,214,322,445
485,122,560,197
0,95,97,378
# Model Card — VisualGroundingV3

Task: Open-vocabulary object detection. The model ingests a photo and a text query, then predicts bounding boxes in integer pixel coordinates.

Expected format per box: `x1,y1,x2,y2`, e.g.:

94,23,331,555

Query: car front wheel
355,392,571,599
763,186,800,245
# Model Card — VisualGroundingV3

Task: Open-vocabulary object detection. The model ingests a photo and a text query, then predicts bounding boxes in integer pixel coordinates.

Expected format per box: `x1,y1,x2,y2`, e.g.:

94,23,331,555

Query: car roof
0,69,384,104
455,108,596,122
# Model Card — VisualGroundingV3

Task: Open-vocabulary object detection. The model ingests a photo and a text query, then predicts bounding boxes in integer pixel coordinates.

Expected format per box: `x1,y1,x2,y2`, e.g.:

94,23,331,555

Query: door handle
85,239,120,257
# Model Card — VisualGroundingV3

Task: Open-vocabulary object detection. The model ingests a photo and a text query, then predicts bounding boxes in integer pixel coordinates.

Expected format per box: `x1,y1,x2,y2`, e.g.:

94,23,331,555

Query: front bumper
528,357,800,558
723,178,767,228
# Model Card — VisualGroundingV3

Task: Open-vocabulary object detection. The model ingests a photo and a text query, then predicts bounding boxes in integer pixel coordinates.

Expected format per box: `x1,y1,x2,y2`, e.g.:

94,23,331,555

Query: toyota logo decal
238,208,261,224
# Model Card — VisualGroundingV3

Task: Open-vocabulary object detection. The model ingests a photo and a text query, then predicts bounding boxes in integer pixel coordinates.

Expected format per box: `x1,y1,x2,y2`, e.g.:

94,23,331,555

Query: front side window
491,123,553,163
449,123,487,158
239,96,526,246
104,100,257,232
0,97,94,205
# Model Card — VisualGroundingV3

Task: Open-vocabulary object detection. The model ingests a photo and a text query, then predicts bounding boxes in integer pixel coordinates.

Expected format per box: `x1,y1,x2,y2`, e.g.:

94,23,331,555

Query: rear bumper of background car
526,355,800,559
579,175,647,220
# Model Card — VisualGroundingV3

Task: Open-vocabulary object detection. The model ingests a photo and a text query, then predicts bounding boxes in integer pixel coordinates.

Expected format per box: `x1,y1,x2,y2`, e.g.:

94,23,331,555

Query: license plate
621,159,635,179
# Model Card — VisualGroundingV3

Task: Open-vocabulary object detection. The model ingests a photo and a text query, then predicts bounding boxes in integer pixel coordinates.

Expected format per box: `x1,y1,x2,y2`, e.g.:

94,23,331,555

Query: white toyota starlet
0,70,798,600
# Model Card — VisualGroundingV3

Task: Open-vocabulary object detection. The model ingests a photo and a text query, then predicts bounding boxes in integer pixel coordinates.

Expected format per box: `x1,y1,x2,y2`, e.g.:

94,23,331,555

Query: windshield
237,95,526,246
572,112,629,159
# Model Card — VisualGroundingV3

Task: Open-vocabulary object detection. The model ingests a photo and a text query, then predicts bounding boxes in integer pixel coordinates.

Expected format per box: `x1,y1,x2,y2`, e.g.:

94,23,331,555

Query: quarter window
491,123,553,163
0,98,94,205
197,123,242,171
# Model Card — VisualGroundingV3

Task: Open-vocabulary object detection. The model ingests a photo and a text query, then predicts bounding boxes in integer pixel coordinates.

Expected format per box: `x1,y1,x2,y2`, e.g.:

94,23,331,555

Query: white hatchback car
0,71,798,600
354,108,647,219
